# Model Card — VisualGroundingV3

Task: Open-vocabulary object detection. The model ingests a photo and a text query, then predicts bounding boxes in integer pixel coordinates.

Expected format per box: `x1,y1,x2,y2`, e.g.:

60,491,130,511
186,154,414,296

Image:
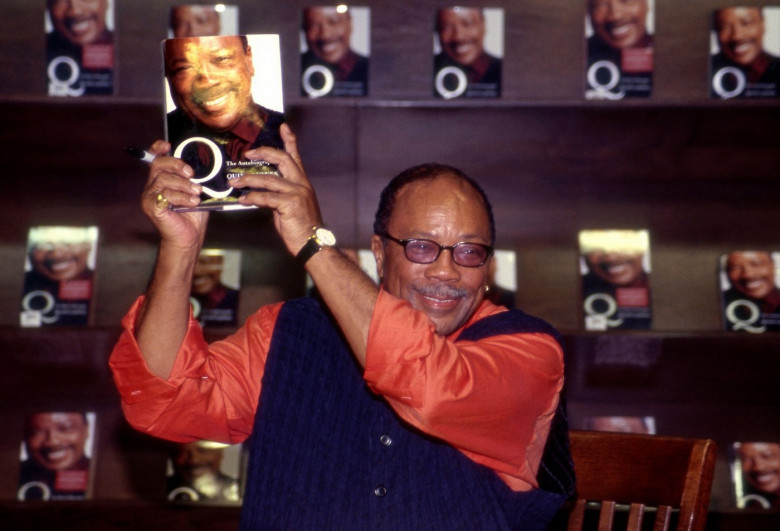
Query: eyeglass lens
405,240,488,267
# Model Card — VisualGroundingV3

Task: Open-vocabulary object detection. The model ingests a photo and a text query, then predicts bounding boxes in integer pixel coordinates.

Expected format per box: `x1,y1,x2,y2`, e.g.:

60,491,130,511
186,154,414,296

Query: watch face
315,228,336,246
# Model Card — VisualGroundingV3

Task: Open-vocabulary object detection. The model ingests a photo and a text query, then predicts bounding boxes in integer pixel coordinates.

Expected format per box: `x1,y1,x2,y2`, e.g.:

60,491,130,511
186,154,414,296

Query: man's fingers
280,123,304,169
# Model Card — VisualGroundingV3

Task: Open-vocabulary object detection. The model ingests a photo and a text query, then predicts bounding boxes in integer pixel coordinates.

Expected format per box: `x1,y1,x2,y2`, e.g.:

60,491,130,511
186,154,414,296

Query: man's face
372,174,492,336
165,36,255,132
31,241,91,282
304,7,353,64
738,442,780,496
173,442,223,480
588,0,649,49
171,6,221,38
715,7,765,66
25,413,88,472
585,250,644,286
727,251,776,300
192,254,224,295
437,8,486,66
49,0,108,46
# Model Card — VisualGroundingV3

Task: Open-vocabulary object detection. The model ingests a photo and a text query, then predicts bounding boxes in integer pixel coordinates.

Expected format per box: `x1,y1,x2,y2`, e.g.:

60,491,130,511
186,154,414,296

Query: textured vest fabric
240,298,575,530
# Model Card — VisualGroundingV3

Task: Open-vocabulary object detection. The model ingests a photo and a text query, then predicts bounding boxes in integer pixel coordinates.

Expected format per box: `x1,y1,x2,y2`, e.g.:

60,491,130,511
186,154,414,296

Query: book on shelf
710,6,780,99
300,6,370,98
20,226,99,327
486,249,516,309
433,7,503,99
191,249,241,327
168,4,239,38
18,412,97,501
45,0,114,96
719,251,780,333
163,33,284,212
581,415,656,435
166,440,246,505
730,441,780,509
584,0,654,100
578,229,652,331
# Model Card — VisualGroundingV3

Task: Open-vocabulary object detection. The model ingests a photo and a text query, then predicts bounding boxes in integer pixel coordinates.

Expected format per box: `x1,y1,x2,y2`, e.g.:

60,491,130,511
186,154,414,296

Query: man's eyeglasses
378,233,493,268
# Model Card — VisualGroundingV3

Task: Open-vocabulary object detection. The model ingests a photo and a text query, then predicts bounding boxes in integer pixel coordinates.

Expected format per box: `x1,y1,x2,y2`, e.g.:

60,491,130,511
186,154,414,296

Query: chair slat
653,505,672,531
626,503,645,531
598,500,616,531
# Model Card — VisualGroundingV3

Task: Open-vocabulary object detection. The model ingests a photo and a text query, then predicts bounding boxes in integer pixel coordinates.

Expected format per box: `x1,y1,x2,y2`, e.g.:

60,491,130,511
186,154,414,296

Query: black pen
125,146,156,164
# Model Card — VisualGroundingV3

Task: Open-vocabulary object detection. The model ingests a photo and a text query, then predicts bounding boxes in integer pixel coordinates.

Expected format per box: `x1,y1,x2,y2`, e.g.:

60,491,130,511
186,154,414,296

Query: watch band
296,226,336,266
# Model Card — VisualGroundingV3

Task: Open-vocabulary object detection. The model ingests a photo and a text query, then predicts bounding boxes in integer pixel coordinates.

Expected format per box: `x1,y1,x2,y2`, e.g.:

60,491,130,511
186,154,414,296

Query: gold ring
156,193,170,209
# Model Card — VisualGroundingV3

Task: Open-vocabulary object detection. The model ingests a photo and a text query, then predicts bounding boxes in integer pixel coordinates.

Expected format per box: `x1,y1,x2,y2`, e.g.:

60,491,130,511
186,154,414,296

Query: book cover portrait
18,412,97,501
45,0,115,96
163,34,284,211
20,226,99,327
585,0,654,100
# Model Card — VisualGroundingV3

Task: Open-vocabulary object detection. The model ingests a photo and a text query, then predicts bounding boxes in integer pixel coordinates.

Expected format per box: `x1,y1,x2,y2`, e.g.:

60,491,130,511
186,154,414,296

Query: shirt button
379,434,392,446
374,486,387,497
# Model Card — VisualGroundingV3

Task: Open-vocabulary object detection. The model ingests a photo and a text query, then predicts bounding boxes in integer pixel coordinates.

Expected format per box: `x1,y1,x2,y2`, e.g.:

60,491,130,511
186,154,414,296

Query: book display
578,229,652,331
20,226,99,327
163,33,284,211
45,0,114,96
710,6,780,99
300,5,370,98
584,0,654,99
17,412,97,501
191,249,241,328
2,1,780,529
730,441,780,509
433,7,503,99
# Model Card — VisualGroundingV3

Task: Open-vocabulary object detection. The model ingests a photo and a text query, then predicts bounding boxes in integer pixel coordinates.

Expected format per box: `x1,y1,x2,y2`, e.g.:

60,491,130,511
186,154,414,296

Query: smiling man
300,6,369,97
711,7,780,98
164,35,283,157
722,251,780,331
434,7,502,98
110,130,574,528
737,442,780,508
585,0,653,99
46,0,114,95
19,412,92,500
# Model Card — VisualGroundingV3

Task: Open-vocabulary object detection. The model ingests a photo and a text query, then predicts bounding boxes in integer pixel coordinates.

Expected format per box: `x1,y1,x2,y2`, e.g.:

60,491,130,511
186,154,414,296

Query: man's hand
141,140,208,253
231,124,323,257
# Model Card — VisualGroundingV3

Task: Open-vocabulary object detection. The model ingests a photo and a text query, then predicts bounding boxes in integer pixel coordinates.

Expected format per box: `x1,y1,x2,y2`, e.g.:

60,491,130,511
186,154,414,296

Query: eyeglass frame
377,232,494,268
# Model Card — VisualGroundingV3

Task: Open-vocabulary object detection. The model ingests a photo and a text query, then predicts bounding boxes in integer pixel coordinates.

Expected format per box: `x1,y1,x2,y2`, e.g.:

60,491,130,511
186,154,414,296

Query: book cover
169,4,239,38
486,249,517,309
191,249,241,327
46,0,115,96
585,0,654,100
579,229,652,330
433,7,503,99
166,440,246,505
581,415,656,434
730,441,780,509
18,412,97,501
300,5,370,98
20,226,99,327
710,7,780,99
719,251,780,333
163,34,284,212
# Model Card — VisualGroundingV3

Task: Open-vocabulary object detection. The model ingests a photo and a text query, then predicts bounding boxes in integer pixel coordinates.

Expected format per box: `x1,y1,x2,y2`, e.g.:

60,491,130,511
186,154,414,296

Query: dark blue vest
240,298,574,530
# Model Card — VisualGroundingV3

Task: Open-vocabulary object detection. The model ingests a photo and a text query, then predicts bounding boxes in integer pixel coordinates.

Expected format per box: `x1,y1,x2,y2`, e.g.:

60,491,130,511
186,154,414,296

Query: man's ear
370,234,385,282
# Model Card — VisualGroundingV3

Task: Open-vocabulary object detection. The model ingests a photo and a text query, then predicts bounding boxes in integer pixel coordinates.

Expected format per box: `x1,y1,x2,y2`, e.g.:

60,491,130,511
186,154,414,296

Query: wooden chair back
566,430,717,531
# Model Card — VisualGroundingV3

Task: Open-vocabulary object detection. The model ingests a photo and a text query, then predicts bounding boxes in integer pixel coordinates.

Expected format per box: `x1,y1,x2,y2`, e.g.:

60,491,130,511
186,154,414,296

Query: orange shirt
109,289,563,492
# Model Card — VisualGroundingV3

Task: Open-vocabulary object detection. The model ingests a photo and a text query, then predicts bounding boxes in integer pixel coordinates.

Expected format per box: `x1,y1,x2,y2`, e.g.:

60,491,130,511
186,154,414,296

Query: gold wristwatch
296,226,336,266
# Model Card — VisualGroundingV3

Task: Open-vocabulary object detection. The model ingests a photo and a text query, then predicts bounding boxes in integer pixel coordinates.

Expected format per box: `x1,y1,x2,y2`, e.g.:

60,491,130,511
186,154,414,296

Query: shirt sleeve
109,296,282,445
363,289,564,492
